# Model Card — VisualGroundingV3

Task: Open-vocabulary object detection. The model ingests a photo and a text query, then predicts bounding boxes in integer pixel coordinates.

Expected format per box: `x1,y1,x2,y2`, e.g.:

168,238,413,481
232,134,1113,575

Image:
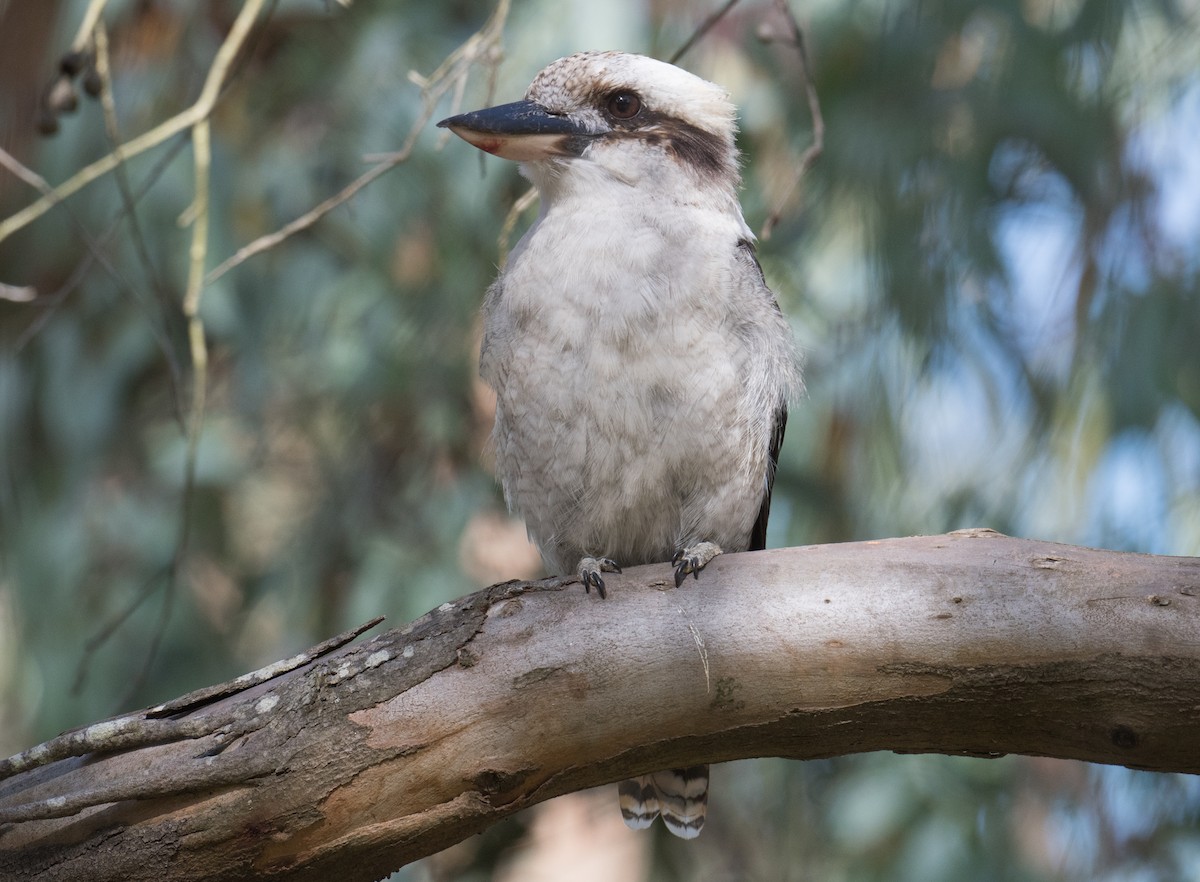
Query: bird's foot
578,557,622,599
671,542,723,587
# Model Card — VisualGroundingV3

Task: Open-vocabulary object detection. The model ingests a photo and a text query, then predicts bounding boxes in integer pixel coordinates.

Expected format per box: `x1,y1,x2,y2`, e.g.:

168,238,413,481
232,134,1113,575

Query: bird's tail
617,765,709,839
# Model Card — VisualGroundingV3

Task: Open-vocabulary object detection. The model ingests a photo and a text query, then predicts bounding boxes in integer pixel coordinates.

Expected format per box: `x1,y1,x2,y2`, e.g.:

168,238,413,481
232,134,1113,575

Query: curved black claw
583,570,608,599
673,557,701,588
579,557,622,599
671,542,722,587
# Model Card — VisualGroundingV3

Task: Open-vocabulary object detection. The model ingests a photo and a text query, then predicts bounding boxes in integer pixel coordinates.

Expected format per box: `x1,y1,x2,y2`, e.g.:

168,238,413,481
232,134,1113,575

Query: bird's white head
438,51,741,197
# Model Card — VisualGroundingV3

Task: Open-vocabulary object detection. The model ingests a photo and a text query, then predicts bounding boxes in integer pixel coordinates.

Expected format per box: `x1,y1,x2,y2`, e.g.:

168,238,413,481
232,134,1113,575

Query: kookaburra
439,51,800,840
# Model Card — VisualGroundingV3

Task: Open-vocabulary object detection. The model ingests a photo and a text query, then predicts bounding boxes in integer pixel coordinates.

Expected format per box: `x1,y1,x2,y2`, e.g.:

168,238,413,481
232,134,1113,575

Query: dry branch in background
1,531,1197,881
0,0,512,704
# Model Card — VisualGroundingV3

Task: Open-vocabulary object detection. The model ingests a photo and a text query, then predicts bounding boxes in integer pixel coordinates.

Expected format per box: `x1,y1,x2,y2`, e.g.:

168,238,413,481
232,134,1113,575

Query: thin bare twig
669,0,743,64
10,136,189,353
68,0,109,56
0,0,269,244
9,2,513,711
0,107,183,240
21,0,514,714
126,0,283,704
760,0,824,240
204,154,399,285
0,147,53,193
50,1,266,705
95,21,158,294
0,142,173,363
497,186,538,268
92,18,185,402
205,0,512,285
71,565,170,696
110,556,177,712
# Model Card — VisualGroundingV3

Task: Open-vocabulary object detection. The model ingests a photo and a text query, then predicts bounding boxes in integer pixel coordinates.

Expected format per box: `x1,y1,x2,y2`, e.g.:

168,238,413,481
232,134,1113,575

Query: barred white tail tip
661,816,704,839
652,765,709,839
621,812,657,831
618,776,660,831
617,766,709,838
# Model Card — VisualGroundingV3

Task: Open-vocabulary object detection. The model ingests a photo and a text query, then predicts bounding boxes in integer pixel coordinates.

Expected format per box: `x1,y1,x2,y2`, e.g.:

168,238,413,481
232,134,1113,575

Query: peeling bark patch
1111,725,1139,749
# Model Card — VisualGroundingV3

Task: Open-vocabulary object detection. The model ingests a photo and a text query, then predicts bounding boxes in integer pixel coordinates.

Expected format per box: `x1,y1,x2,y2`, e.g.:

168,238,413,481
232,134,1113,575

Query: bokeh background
2,0,1199,879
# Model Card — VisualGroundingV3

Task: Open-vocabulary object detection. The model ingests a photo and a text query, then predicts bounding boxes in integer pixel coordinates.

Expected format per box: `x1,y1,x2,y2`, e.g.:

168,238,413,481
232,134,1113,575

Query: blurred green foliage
1,0,1198,879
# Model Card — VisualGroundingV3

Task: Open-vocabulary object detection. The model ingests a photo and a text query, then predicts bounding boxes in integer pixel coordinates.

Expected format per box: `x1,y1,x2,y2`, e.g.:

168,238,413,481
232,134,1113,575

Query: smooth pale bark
2,530,1198,881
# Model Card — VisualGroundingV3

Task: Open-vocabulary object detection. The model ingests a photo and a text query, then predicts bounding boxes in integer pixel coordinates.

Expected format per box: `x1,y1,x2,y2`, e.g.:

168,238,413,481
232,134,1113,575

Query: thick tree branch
1,530,1197,880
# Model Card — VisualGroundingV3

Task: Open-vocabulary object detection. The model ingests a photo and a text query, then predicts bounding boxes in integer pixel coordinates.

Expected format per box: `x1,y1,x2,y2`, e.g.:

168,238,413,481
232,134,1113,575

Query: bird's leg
671,542,723,587
578,557,622,599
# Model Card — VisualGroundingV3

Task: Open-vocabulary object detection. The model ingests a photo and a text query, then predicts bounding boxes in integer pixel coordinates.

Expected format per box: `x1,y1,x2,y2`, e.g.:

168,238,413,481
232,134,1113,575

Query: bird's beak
437,100,587,162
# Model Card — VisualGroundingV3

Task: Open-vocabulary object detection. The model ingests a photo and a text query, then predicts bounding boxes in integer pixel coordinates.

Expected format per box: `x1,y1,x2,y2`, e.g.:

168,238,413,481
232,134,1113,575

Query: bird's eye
606,90,642,120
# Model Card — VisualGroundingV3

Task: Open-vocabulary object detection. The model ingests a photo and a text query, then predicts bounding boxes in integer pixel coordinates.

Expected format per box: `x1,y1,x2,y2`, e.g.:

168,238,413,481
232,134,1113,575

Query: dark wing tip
749,405,788,552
